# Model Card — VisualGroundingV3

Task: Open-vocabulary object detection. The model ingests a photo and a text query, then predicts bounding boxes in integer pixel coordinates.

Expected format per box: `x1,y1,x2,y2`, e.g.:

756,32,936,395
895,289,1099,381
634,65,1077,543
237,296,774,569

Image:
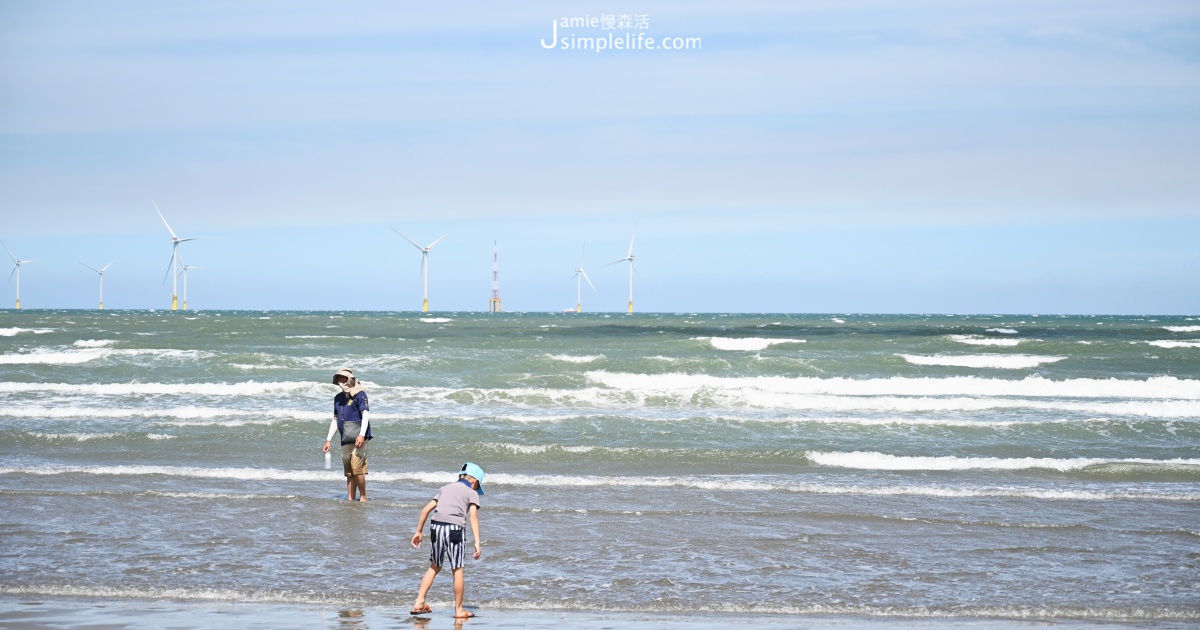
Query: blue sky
0,1,1197,313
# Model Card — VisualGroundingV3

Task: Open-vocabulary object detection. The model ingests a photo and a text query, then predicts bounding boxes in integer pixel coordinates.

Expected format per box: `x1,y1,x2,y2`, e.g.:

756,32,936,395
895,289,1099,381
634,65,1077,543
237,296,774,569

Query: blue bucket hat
460,462,485,495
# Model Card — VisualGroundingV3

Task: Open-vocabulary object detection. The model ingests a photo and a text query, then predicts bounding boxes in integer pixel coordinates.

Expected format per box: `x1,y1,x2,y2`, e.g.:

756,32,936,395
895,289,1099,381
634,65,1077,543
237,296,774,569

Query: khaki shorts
341,443,368,477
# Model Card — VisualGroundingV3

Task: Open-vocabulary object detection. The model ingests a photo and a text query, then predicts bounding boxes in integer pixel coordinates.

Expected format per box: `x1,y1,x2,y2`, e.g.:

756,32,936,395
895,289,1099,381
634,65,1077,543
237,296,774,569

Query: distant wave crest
900,354,1065,369
948,335,1022,347
698,337,806,351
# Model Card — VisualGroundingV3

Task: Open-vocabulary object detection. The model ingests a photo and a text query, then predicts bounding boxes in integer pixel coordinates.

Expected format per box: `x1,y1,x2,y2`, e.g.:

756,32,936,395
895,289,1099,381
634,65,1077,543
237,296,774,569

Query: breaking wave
699,337,806,351
900,354,1066,369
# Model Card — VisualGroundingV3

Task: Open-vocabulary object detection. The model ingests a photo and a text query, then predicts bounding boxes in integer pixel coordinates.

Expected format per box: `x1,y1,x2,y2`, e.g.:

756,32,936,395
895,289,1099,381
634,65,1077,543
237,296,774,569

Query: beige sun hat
332,367,356,385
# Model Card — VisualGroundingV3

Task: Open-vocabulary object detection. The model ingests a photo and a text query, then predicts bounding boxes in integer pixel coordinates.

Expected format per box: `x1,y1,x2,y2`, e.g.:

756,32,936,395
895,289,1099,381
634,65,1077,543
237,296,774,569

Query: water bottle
325,451,332,469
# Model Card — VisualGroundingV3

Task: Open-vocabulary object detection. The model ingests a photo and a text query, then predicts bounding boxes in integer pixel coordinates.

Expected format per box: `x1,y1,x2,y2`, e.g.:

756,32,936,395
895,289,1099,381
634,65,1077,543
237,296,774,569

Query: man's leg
345,476,355,501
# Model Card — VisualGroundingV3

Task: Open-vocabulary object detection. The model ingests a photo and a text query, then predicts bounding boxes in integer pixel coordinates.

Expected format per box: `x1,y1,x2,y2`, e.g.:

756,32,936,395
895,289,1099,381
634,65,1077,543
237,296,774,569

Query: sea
1,311,1198,628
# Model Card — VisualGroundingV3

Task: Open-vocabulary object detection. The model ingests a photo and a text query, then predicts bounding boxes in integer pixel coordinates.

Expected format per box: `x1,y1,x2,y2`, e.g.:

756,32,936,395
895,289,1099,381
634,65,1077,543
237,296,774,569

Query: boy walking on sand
410,463,485,619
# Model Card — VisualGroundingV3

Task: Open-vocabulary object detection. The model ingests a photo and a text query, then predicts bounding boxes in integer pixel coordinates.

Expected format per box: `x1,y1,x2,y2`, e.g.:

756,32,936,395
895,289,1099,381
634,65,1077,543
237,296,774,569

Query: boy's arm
468,504,481,560
410,500,438,548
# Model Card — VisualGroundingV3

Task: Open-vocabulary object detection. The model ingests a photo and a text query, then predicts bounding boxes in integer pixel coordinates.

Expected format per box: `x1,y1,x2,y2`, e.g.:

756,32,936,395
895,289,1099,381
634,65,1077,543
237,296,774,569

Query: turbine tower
1,239,37,310
80,262,114,310
605,229,638,313
394,229,448,312
489,240,502,313
573,243,596,313
154,201,198,311
179,262,201,311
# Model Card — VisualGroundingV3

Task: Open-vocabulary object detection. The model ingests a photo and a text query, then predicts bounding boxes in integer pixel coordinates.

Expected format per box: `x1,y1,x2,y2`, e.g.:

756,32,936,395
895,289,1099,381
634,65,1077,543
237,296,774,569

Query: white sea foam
831,318,846,323
900,354,1066,369
546,354,605,364
73,339,117,347
1163,326,1200,332
0,327,54,336
1149,340,1200,349
986,328,1019,334
27,432,120,441
4,466,1195,501
284,335,368,339
699,337,806,351
421,318,452,323
7,375,1200,420
1,406,329,422
0,349,109,364
585,371,1200,400
147,433,177,440
476,600,1200,622
0,584,351,607
482,442,643,456
0,381,317,396
145,490,297,500
947,335,1022,347
806,451,1200,472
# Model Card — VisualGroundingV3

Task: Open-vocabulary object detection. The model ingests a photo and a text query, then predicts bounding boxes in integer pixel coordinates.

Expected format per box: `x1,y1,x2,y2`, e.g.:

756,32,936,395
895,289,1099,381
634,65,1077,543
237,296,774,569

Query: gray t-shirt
431,479,481,527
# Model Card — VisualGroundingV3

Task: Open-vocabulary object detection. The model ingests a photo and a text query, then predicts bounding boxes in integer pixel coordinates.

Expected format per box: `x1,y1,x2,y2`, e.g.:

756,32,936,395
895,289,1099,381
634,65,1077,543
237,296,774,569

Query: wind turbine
604,229,638,313
1,239,36,310
178,261,201,311
154,201,198,311
80,262,114,310
573,243,596,313
393,229,448,312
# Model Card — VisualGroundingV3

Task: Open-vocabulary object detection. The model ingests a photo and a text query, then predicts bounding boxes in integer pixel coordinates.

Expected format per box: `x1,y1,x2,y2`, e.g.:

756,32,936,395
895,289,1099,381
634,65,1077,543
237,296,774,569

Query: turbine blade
631,260,641,278
0,239,16,263
153,200,179,239
427,232,450,249
5,266,15,286
602,257,629,268
161,254,175,287
628,232,636,257
79,262,99,273
582,270,596,291
393,229,425,251
101,262,114,272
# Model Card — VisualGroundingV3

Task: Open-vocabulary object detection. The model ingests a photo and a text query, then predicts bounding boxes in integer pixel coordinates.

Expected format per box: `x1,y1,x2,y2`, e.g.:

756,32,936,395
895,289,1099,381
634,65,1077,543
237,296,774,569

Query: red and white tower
488,241,502,313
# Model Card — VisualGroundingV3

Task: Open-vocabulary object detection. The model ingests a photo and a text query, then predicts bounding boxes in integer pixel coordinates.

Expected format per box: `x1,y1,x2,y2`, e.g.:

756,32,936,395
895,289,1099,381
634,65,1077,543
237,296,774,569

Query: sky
0,0,1197,313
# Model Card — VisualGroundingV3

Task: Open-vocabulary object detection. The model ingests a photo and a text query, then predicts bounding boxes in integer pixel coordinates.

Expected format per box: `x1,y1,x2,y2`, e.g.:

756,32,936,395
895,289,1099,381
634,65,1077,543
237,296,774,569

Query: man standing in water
323,367,371,501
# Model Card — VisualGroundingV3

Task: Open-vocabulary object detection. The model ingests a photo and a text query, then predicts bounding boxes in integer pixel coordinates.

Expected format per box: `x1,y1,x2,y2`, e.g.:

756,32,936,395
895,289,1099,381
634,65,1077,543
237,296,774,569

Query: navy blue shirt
334,391,371,444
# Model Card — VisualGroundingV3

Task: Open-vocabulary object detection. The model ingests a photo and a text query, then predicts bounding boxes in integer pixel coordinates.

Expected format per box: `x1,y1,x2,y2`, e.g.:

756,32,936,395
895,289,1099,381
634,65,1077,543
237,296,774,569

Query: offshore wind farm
0,205,649,313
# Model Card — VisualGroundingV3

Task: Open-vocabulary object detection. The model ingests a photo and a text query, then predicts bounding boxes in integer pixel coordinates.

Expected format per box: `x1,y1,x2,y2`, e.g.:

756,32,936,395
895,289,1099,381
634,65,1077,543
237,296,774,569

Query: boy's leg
451,567,465,615
414,564,441,609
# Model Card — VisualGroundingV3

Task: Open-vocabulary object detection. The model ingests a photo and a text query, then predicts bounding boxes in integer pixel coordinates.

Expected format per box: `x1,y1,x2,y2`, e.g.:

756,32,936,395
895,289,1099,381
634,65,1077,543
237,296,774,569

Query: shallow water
1,311,1197,623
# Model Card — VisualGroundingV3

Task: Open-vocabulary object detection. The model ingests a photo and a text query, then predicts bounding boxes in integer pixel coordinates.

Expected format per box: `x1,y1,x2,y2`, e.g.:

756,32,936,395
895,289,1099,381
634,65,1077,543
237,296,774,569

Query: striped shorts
428,521,466,570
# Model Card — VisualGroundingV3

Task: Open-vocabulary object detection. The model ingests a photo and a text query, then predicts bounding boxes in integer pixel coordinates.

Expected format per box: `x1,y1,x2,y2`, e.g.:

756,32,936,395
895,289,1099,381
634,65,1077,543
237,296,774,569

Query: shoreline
1,596,1195,630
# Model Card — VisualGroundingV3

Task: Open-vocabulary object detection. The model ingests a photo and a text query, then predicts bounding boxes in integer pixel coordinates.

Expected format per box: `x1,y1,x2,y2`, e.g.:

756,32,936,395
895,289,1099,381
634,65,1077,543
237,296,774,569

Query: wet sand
1,596,1186,630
